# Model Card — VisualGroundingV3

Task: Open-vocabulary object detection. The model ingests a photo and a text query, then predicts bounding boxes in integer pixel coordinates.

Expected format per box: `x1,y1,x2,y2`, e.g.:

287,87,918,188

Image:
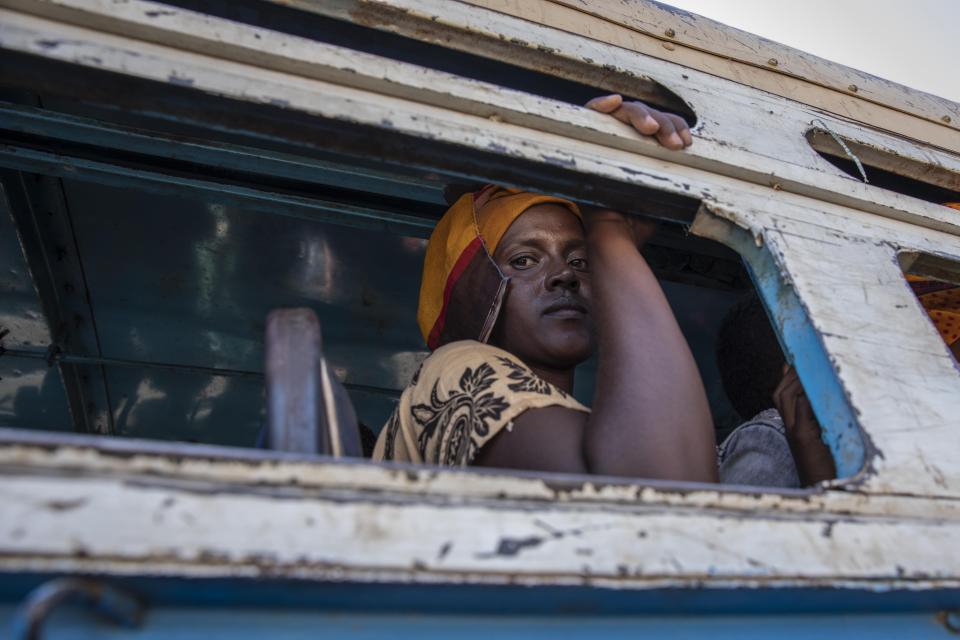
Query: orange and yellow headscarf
906,202,960,347
417,186,581,350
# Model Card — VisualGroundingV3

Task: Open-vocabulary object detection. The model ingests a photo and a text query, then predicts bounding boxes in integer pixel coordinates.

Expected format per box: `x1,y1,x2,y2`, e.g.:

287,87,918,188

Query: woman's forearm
583,217,718,482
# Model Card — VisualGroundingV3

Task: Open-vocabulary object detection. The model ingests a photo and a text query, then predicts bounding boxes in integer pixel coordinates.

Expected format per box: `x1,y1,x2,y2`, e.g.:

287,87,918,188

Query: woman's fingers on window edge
620,102,660,136
648,109,683,149
586,96,693,150
667,113,694,147
585,93,623,113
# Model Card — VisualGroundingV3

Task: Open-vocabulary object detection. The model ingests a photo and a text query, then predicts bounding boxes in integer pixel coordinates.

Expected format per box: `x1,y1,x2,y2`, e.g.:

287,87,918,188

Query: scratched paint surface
1,0,960,599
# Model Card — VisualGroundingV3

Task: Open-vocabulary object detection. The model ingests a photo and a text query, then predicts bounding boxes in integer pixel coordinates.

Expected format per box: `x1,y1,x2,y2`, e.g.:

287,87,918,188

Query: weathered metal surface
3,428,959,519
0,0,958,603
1,466,960,588
472,0,960,136
2,0,956,236
287,0,960,151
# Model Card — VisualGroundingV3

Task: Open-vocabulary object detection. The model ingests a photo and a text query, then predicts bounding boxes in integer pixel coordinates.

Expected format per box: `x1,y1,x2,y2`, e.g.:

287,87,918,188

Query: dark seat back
264,308,363,457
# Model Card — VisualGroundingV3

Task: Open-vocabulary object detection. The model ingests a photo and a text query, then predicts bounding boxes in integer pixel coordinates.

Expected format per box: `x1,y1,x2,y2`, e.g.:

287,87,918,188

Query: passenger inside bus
907,204,960,363
372,95,718,482
716,293,835,487
909,273,960,362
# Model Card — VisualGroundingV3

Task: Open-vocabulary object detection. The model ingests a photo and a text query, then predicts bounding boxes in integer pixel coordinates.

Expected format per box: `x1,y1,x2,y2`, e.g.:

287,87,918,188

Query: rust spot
44,498,87,512
540,154,575,169
167,73,195,87
478,536,543,558
437,542,452,560
196,549,231,563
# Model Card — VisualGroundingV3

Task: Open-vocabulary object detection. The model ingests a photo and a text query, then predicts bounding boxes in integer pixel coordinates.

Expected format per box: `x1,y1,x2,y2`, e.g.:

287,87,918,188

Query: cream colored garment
373,340,588,466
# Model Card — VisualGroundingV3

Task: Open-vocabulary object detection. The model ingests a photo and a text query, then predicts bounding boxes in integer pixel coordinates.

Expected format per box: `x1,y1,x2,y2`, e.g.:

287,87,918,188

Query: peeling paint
167,72,195,87
2,0,960,595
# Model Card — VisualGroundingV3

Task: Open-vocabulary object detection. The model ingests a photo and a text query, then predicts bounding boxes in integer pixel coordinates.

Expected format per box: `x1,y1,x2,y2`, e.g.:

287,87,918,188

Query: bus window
900,249,960,363
0,87,850,488
806,128,960,203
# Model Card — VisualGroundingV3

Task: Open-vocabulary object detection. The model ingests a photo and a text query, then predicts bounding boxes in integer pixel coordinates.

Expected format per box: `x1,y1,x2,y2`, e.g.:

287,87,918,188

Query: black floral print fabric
372,341,588,466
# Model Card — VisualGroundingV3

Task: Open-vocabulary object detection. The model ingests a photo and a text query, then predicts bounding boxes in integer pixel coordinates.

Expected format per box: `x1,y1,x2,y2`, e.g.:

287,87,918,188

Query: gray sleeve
718,420,801,488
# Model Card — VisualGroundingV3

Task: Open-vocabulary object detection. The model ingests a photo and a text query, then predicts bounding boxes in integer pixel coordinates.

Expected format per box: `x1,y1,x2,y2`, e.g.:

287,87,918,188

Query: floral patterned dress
372,341,588,466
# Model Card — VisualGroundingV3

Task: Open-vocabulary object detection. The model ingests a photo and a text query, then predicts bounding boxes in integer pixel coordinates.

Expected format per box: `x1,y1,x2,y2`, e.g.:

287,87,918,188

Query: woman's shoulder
415,340,581,404
375,340,587,466
420,340,532,382
429,339,515,360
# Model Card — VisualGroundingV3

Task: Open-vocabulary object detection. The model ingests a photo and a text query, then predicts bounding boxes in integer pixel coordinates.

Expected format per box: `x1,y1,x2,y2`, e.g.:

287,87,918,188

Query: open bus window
0,88,848,490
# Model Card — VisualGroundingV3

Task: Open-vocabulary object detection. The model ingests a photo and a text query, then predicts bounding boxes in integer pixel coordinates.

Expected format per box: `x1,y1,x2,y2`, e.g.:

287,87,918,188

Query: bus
0,0,958,636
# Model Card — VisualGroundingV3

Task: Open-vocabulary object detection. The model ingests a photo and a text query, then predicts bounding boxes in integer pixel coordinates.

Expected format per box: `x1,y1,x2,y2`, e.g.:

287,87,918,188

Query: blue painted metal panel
1,607,957,639
0,574,957,636
1,574,957,617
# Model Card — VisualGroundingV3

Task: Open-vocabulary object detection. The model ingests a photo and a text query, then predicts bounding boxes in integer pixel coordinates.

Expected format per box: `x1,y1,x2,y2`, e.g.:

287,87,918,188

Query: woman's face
489,204,593,369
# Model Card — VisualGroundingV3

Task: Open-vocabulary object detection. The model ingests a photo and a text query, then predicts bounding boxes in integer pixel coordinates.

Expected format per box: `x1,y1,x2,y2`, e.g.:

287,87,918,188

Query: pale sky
660,0,960,104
